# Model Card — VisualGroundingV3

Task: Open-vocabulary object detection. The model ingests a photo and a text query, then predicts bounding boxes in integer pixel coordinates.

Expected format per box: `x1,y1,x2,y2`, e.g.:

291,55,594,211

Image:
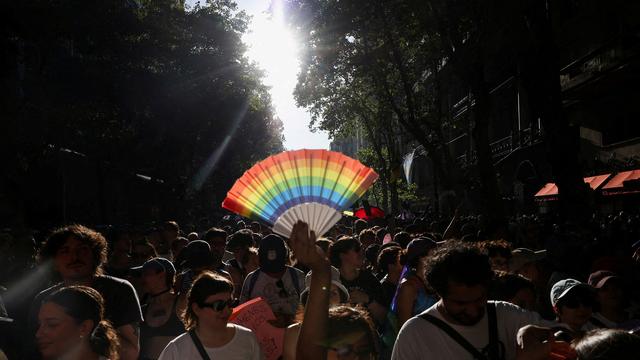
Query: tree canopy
1,0,284,227
285,0,463,213
285,0,589,223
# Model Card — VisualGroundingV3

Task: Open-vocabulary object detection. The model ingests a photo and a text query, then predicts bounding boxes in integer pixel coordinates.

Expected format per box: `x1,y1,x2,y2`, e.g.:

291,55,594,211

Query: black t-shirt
104,265,130,280
340,269,385,306
27,275,142,359
29,275,142,329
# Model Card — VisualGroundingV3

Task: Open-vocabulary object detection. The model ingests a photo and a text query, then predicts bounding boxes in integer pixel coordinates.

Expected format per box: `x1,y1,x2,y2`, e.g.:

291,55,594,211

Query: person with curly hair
392,240,544,360
29,224,142,360
478,239,513,272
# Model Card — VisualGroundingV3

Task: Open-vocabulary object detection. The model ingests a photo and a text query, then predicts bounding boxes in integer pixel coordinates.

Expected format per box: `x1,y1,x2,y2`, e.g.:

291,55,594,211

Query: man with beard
392,241,542,360
28,225,142,360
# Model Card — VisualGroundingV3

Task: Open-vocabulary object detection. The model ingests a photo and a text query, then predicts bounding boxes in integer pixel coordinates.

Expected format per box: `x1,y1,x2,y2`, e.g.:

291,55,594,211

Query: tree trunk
389,178,399,215
359,112,392,213
378,167,390,213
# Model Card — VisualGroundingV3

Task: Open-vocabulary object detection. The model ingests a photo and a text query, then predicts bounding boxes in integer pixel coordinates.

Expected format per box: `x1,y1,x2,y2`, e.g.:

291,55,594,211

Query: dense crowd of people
1,210,640,359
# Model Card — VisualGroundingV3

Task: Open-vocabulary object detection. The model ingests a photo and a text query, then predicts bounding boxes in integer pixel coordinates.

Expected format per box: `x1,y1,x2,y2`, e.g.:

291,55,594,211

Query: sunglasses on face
199,298,238,312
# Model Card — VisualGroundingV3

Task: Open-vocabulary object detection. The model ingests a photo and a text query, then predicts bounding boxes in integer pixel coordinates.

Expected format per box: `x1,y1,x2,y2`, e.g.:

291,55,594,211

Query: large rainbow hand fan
222,149,378,238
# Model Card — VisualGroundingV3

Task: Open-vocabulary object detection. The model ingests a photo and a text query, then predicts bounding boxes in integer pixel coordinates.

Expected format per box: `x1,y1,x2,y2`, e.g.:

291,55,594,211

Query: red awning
585,174,612,190
534,183,558,197
534,173,611,199
602,169,640,195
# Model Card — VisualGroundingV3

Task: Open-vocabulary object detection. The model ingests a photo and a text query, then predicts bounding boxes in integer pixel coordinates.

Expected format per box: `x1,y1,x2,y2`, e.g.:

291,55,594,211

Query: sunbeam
189,101,250,192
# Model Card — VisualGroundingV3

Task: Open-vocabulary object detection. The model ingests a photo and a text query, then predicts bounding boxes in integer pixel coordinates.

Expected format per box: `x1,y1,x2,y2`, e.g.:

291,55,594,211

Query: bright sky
186,0,330,150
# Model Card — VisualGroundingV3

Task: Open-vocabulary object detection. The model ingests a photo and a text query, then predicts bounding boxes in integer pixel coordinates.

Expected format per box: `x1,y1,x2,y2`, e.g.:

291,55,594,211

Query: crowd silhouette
1,211,640,359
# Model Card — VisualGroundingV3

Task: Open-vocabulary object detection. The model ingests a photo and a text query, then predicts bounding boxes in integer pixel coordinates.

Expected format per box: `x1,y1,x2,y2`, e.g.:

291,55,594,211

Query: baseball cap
550,278,593,307
510,248,546,272
259,234,287,273
131,257,176,278
588,270,619,289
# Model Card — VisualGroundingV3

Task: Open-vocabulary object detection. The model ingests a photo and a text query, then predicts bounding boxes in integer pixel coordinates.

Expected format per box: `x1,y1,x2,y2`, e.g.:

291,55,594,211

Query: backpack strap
486,302,501,360
288,266,301,295
189,329,212,360
418,313,488,360
246,270,260,299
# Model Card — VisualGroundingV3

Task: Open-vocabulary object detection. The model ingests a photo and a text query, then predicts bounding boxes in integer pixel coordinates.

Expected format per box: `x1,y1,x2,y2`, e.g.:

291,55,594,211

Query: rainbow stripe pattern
222,149,378,237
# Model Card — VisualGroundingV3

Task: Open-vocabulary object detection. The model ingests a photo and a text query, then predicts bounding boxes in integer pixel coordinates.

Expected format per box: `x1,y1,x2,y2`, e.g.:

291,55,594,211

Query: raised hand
289,221,327,270
292,221,330,360
516,325,576,360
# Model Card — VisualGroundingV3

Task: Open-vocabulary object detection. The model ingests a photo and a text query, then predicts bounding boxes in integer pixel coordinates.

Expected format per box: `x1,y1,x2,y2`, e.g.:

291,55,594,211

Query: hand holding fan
222,149,378,238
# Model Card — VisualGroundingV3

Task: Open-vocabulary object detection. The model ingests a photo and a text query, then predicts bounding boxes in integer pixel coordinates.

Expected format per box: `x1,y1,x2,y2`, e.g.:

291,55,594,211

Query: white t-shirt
240,267,305,316
158,324,262,360
391,301,542,360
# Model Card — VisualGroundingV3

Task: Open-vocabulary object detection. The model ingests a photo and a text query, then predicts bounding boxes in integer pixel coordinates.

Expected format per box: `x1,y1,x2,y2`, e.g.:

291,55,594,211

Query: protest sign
230,297,284,360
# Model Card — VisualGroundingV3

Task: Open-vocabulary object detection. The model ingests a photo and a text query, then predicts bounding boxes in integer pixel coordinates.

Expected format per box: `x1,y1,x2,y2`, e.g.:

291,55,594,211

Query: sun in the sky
231,0,329,149
243,0,299,108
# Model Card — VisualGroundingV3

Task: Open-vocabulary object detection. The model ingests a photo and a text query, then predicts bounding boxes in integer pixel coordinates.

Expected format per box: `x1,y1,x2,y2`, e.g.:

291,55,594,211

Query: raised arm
289,221,330,360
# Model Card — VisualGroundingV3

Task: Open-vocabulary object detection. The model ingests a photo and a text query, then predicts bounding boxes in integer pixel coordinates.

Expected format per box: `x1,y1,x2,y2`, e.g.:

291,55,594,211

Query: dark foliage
1,0,284,228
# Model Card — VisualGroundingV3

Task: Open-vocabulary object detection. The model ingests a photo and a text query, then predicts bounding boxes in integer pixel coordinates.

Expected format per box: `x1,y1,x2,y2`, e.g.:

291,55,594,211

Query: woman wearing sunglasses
158,271,262,360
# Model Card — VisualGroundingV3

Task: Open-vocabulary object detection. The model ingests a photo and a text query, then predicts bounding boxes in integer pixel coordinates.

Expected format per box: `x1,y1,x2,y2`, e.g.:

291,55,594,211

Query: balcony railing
454,127,545,168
